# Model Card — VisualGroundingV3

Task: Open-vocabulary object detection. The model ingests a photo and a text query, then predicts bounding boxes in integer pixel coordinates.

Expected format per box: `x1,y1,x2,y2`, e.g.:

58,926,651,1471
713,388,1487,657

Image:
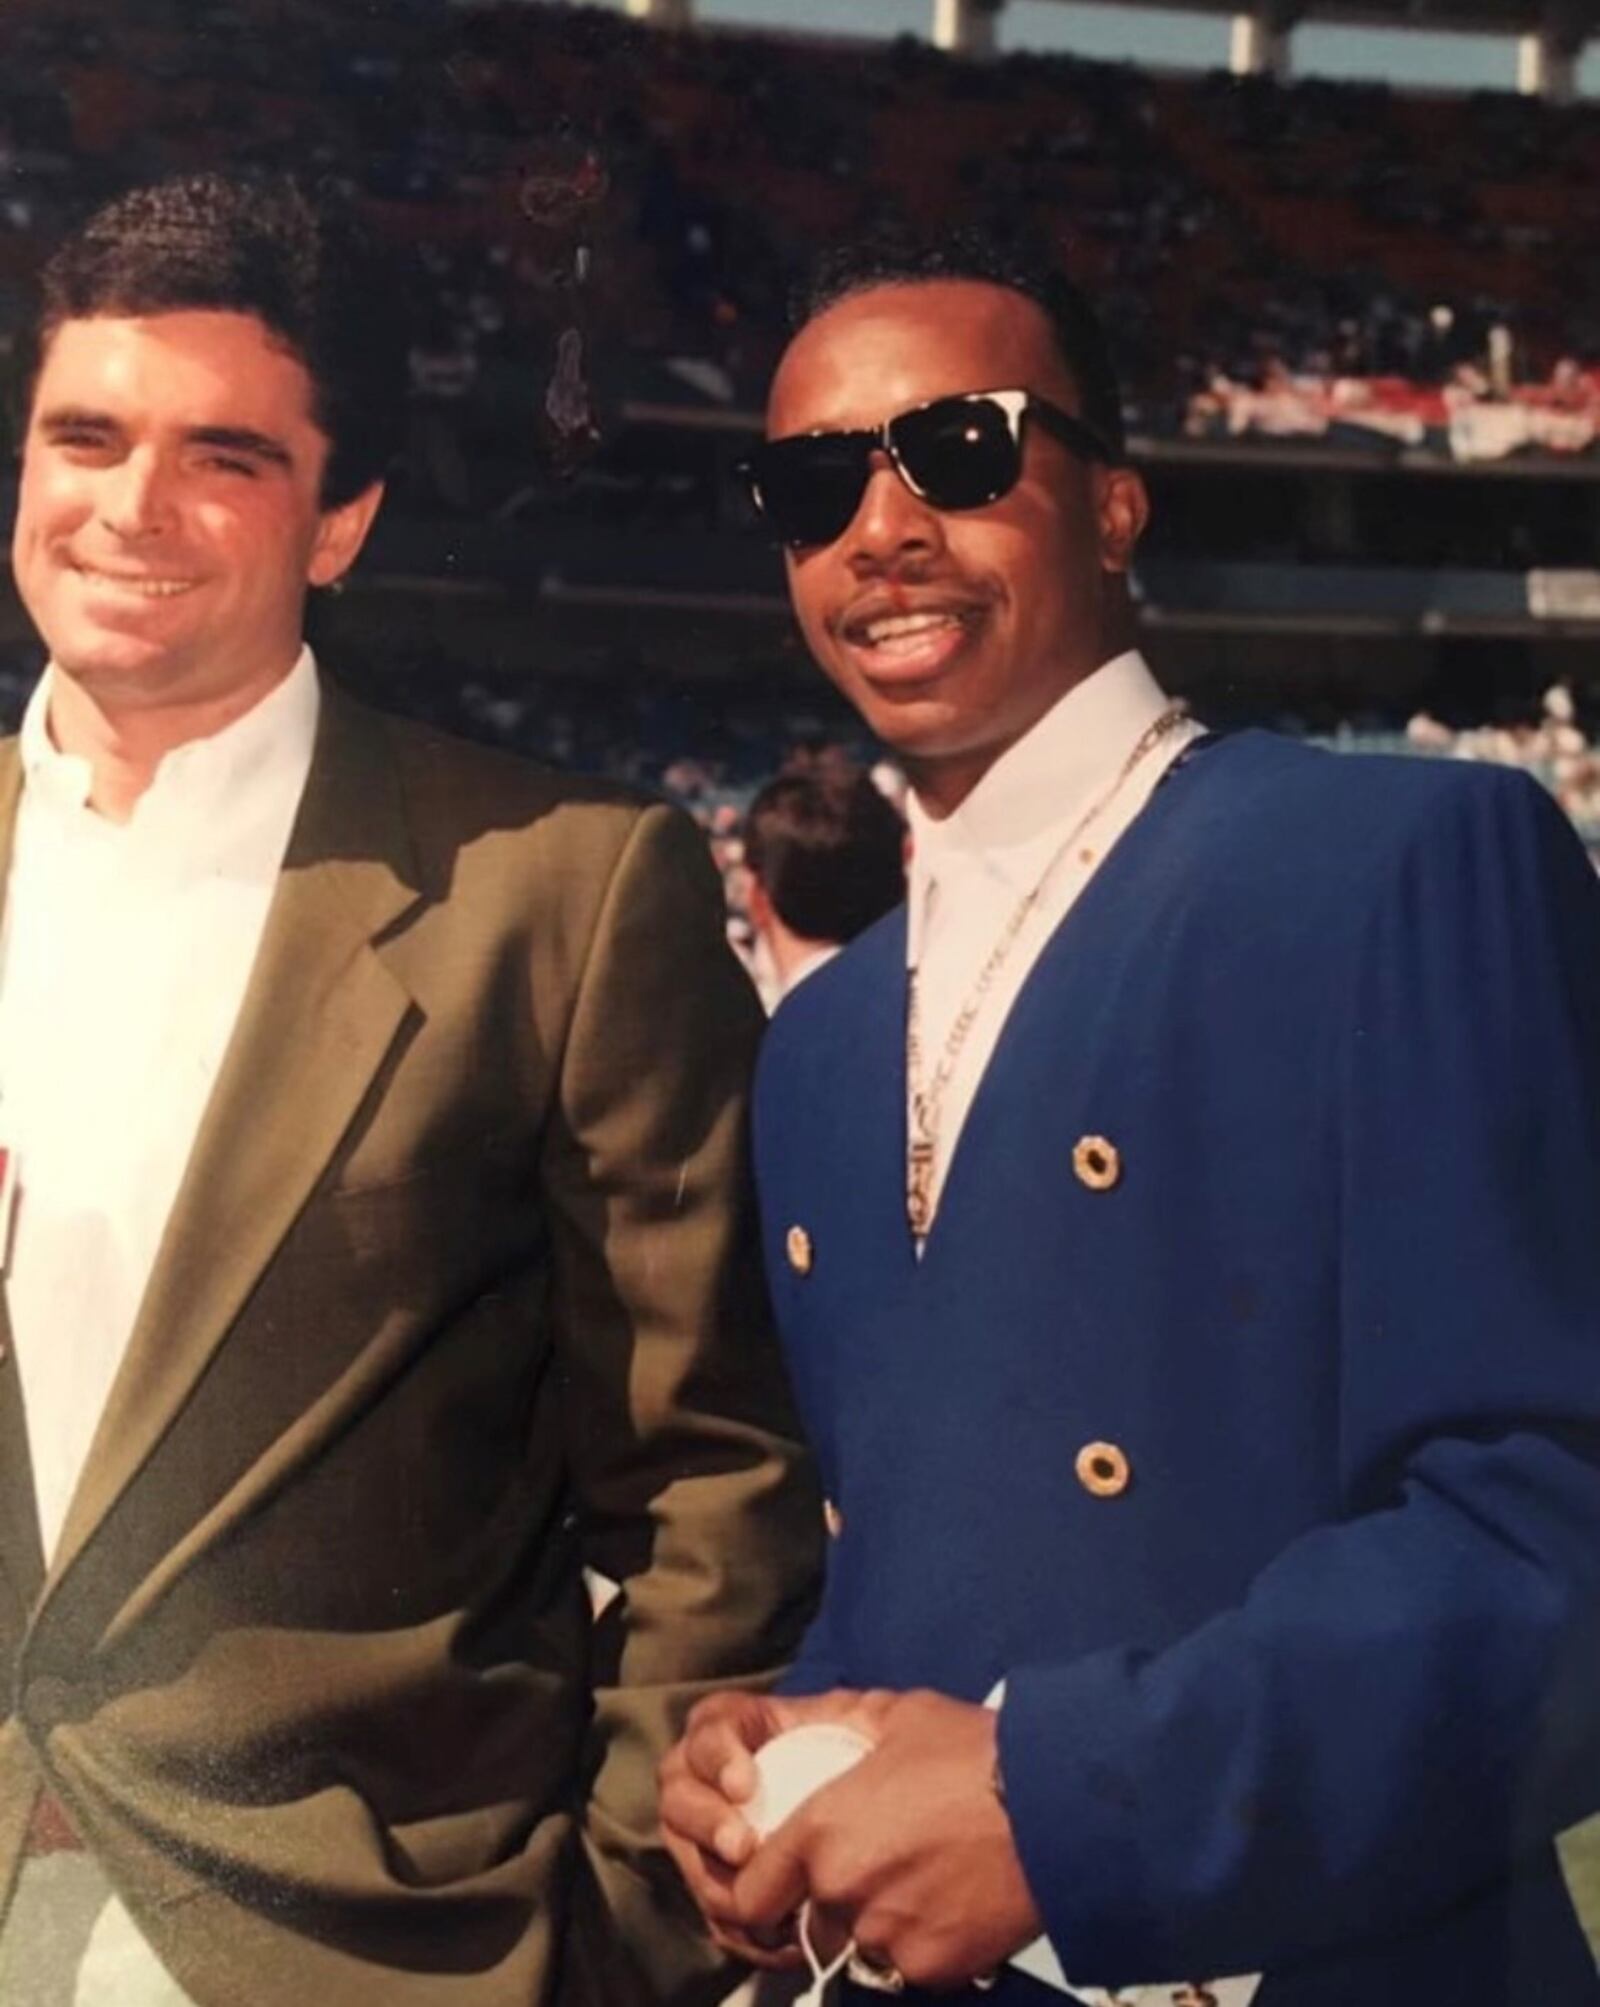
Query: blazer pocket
310,1135,542,1281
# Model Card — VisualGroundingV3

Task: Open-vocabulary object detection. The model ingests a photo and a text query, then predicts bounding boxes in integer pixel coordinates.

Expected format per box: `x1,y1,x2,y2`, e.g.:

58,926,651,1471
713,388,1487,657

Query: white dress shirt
0,649,319,1561
905,649,1201,1229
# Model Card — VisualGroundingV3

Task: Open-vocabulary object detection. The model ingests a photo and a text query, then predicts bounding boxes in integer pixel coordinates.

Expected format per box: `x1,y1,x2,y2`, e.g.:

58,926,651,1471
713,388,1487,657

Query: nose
844,449,946,570
98,450,176,540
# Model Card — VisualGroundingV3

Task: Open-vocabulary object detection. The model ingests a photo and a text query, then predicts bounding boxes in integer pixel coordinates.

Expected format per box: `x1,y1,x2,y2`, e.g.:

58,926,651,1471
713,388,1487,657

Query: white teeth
75,568,196,598
862,610,964,646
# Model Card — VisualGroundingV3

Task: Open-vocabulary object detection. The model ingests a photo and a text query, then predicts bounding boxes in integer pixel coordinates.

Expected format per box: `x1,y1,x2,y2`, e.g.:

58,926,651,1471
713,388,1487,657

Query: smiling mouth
70,563,200,599
838,603,984,674
856,609,966,650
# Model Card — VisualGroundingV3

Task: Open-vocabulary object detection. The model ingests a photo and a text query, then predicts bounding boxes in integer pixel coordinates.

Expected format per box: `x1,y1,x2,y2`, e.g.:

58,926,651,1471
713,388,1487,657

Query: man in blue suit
660,233,1600,2005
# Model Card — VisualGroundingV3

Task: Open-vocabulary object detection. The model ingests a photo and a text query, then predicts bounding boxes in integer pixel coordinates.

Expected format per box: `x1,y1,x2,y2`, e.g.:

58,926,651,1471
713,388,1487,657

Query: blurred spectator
1404,682,1600,838
742,768,906,1006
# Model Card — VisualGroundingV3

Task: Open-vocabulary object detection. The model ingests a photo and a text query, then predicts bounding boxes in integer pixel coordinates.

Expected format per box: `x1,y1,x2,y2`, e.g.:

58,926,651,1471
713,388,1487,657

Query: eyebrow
35,405,119,440
35,408,294,468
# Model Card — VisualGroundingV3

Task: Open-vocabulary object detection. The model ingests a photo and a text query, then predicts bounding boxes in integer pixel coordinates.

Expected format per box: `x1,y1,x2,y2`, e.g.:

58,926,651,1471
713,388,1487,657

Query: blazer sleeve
998,769,1600,1988
539,801,824,2005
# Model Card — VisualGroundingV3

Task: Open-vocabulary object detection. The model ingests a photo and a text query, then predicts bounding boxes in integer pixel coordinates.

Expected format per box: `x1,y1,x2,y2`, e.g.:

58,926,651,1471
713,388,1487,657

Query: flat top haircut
745,768,906,945
793,227,1127,460
33,171,408,508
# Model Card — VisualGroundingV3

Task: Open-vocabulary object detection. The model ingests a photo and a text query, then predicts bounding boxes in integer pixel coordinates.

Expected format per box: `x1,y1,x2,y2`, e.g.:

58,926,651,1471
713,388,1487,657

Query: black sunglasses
739,387,1114,550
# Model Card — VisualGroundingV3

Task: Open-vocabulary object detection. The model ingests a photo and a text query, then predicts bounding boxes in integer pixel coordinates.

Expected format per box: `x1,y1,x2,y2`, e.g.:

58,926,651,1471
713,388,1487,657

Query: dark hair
33,171,408,507
745,769,906,945
793,226,1126,458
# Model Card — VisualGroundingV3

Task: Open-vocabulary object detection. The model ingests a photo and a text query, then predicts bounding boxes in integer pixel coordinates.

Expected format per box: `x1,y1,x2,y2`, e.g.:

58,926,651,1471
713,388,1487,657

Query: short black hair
745,769,906,945
793,226,1126,458
32,171,408,507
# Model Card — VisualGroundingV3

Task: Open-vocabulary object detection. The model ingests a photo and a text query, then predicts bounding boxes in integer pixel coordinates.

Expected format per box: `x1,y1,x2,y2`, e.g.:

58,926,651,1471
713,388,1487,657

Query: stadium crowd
2,0,1597,919
3,0,1600,508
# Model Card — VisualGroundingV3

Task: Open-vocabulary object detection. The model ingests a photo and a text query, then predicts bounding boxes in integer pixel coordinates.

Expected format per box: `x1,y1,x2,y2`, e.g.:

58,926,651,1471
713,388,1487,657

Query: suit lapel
44,687,425,1598
0,736,46,1625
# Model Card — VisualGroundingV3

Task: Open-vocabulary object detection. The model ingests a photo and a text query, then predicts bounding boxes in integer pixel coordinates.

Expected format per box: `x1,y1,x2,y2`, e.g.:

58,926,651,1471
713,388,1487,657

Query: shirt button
785,1225,814,1276
1075,1441,1132,1498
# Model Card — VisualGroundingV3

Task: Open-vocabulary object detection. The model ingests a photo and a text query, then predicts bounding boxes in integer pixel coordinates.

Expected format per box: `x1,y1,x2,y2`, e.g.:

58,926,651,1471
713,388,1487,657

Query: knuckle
807,1854,854,1909
684,1733,725,1779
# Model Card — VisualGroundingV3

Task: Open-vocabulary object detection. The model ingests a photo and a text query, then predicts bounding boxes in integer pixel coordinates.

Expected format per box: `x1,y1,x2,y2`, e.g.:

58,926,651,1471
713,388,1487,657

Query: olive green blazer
0,681,821,2004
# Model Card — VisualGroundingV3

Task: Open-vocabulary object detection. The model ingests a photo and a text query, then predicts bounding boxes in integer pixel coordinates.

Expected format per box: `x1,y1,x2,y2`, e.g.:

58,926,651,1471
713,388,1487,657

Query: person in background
742,768,905,1005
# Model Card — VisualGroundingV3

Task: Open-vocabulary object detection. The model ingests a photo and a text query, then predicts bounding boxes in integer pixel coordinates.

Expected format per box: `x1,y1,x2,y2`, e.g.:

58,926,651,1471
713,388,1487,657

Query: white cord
796,1902,857,2006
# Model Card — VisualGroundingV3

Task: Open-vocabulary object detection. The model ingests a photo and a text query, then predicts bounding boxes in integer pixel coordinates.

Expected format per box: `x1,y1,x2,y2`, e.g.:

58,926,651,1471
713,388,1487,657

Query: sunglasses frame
739,387,1116,549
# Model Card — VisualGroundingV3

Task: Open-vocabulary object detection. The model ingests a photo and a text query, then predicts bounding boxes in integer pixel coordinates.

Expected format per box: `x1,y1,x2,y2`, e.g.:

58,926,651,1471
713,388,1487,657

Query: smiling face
12,310,381,722
767,280,1148,815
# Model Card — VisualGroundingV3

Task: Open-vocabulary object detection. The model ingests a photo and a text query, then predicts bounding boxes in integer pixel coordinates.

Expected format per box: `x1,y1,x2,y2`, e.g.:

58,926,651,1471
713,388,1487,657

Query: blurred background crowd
2,0,1599,920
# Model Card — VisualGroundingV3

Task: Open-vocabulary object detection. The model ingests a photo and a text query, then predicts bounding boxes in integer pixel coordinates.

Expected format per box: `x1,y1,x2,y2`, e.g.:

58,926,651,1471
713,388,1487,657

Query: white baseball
745,1723,874,1839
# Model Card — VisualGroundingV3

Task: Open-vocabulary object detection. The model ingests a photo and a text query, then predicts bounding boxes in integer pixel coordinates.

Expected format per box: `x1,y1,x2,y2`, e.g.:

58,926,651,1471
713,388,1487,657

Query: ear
307,480,386,589
1096,465,1149,577
746,872,775,936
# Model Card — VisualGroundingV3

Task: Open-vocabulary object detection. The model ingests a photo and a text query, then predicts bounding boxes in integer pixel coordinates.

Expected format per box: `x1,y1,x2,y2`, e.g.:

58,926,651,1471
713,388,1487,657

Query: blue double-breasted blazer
753,730,1600,2005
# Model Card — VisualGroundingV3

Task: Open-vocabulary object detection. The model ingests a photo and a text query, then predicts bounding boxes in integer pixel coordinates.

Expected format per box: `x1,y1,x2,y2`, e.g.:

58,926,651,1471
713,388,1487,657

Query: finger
675,1863,805,1972
684,1688,776,1746
765,1688,867,1730
681,1694,778,1799
711,1924,806,1972
660,1770,759,1867
766,1688,895,1752
662,1828,750,1930
842,1688,900,1738
681,1725,758,1807
732,1822,811,1932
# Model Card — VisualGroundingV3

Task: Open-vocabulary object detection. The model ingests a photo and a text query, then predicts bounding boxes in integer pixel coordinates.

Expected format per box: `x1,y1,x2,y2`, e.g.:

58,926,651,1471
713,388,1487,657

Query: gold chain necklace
905,701,1191,1241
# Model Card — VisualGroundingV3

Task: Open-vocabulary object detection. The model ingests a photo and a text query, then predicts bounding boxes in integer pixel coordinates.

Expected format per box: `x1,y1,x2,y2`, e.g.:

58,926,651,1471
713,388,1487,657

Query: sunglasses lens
746,435,870,547
892,395,1020,510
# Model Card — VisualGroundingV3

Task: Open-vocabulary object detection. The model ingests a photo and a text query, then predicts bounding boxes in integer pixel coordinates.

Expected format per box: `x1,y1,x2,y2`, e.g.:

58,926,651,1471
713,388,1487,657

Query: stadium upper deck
3,0,1595,444
0,0,1595,689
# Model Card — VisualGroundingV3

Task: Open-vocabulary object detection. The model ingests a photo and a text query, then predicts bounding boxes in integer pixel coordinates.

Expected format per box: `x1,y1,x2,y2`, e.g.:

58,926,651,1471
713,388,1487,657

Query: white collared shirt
905,650,1201,1229
0,649,319,1561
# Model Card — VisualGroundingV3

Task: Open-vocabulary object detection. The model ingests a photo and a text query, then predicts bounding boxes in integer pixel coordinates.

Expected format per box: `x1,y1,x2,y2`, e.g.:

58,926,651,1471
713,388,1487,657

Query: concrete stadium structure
622,0,1594,96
